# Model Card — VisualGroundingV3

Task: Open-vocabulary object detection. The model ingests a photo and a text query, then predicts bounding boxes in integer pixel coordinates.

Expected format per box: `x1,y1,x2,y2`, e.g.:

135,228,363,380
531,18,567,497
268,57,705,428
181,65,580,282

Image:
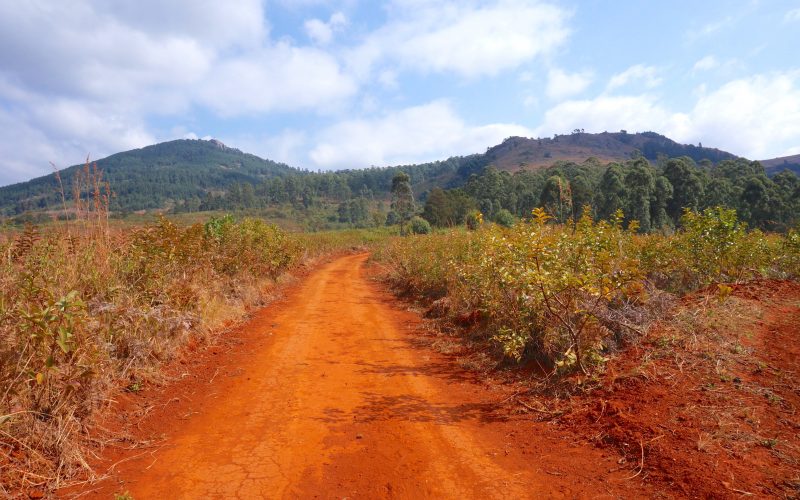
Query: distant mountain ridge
761,153,800,176
484,131,738,171
0,132,790,216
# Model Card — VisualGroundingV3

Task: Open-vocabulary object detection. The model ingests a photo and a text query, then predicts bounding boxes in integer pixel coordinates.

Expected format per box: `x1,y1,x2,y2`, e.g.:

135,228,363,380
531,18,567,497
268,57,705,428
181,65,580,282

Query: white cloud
304,11,347,45
518,71,535,83
693,55,718,72
378,69,399,89
535,95,672,137
91,0,267,48
309,100,533,168
691,56,742,77
0,1,358,183
305,19,333,44
673,72,800,159
536,71,800,160
348,0,570,79
0,3,212,105
198,44,357,116
607,64,662,91
264,130,309,167
784,8,800,22
546,68,593,100
0,90,155,185
220,130,309,168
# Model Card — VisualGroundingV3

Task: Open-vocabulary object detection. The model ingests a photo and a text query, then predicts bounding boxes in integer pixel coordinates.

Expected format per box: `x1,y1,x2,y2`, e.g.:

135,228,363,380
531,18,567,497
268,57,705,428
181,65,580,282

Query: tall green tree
596,164,627,220
740,176,771,228
651,176,673,230
390,172,415,233
422,188,449,227
540,176,572,222
570,174,593,219
624,160,655,232
703,178,735,209
664,157,704,225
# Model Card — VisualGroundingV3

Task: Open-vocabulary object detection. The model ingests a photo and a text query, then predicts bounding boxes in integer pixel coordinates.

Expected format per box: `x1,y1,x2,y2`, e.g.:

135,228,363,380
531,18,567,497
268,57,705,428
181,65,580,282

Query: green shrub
410,216,432,235
465,210,483,231
493,209,515,228
376,205,800,376
777,228,800,277
675,207,774,287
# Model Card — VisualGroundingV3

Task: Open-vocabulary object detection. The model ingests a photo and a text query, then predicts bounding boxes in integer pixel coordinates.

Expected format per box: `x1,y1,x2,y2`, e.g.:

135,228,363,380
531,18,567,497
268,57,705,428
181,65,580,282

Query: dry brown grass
0,163,391,495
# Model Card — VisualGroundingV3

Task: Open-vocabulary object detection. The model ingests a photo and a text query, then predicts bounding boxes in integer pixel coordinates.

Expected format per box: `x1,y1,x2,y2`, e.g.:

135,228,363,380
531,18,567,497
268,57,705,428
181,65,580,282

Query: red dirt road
77,254,646,499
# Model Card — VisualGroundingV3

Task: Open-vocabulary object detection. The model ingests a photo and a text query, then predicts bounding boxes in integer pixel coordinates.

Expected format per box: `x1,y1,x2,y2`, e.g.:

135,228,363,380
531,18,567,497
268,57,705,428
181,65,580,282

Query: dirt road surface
76,254,646,499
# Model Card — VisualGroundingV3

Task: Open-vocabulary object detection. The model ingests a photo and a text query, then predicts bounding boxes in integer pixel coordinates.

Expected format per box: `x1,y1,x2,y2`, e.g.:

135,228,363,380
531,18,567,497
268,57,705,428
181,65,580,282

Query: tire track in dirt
76,253,646,499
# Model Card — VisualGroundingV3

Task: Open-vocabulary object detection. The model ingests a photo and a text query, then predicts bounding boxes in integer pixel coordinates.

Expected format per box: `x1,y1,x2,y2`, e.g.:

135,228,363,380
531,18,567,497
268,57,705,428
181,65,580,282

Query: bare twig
623,439,645,480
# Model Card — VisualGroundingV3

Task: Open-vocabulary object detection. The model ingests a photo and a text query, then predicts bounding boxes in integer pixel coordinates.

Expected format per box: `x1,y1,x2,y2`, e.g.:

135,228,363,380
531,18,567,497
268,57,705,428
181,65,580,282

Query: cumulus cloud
673,72,800,159
377,69,399,89
607,64,662,91
219,130,309,168
546,68,593,100
198,44,357,116
535,95,672,137
92,0,267,48
536,71,800,160
347,0,570,79
0,0,357,183
0,91,155,185
309,100,533,168
304,11,347,45
0,3,212,105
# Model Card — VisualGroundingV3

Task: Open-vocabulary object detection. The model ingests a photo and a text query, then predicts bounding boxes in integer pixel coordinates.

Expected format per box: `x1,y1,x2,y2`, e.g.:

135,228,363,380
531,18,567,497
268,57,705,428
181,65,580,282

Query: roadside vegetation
375,206,800,376
0,173,389,494
3,155,799,495
375,201,800,495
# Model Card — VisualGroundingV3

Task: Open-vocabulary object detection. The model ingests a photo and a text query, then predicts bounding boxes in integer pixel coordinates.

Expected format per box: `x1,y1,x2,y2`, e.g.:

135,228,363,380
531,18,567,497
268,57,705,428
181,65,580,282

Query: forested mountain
1,133,797,232
483,131,738,171
0,139,298,214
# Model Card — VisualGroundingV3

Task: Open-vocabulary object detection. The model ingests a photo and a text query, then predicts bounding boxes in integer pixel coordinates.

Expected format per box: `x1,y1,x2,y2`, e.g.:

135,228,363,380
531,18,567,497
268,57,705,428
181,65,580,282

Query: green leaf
57,326,72,353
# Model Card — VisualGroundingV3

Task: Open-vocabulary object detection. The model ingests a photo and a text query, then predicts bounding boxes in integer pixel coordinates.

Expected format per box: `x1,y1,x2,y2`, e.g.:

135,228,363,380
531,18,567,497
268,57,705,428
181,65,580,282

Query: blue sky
1,0,799,186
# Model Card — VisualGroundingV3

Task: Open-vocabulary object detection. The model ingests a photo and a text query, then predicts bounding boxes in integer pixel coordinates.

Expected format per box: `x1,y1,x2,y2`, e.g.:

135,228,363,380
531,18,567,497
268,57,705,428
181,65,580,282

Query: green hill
483,131,738,172
0,139,299,215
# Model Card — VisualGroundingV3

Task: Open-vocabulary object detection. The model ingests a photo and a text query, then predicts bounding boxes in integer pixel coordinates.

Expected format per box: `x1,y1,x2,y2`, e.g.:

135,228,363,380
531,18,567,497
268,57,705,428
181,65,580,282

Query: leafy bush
455,208,644,371
493,209,515,227
409,216,432,235
465,210,483,231
373,228,475,299
376,206,798,375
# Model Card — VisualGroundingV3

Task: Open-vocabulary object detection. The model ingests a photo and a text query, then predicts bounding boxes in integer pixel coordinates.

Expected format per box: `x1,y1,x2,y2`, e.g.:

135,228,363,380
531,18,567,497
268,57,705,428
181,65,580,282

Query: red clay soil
560,280,800,498
63,253,651,499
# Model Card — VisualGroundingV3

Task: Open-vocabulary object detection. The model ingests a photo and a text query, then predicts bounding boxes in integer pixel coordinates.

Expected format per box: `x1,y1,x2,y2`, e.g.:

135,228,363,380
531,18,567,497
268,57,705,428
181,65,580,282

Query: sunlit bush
377,206,798,374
